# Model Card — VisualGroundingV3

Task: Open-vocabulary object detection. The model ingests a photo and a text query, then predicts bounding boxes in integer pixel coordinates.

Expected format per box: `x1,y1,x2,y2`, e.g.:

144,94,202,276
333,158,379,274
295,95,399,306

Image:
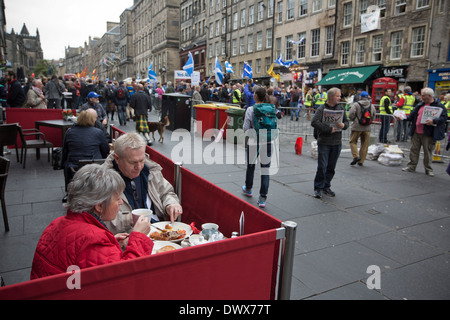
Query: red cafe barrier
0,125,287,300
5,108,76,147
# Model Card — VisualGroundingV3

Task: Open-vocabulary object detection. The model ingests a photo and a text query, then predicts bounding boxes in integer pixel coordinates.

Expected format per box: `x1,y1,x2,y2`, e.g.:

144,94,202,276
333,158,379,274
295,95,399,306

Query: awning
317,65,380,86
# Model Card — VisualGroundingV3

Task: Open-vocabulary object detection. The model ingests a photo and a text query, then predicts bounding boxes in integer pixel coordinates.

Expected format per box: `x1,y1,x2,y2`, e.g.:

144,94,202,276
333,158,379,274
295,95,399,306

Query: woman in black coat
62,109,110,199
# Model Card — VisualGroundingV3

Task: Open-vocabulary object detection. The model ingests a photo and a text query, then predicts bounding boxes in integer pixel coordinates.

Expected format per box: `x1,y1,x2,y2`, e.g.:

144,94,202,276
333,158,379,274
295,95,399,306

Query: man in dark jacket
115,81,130,125
311,87,349,199
6,71,26,108
130,84,153,146
402,87,448,176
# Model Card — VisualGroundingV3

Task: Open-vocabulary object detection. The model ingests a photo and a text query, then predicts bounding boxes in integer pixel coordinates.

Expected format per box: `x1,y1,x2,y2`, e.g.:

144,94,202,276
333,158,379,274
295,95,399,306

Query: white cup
132,209,152,226
189,234,205,246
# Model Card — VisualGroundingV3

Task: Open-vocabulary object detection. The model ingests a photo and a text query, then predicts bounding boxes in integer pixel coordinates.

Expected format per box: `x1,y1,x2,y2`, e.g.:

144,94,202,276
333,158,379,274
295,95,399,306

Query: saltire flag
267,63,280,82
148,63,157,81
183,52,194,77
214,57,224,85
243,61,253,79
289,37,306,46
225,61,234,73
275,54,299,68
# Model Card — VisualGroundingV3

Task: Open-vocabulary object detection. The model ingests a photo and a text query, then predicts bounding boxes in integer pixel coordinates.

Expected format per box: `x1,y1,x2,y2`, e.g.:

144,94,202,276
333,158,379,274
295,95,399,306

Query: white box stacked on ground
367,144,404,166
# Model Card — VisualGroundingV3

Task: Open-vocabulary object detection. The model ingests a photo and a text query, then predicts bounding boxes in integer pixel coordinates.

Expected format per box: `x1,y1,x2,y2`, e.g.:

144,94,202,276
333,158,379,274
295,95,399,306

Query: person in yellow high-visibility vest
379,88,393,143
315,88,327,108
304,88,314,120
396,86,417,142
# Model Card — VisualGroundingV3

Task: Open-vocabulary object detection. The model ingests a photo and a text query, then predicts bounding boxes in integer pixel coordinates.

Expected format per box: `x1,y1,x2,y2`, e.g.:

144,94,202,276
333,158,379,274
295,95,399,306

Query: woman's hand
115,233,129,247
133,216,151,235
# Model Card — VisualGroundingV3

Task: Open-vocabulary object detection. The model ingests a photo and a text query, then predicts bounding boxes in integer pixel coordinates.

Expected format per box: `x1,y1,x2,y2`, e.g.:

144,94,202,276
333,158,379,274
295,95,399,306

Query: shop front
316,65,380,97
428,68,450,97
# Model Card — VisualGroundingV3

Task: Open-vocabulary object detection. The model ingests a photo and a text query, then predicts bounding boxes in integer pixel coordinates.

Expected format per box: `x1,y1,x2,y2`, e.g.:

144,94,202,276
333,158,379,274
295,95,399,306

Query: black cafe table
34,119,74,144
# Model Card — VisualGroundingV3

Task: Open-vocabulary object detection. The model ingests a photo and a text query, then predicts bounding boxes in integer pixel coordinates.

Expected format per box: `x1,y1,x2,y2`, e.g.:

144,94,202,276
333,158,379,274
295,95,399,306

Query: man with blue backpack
242,86,278,208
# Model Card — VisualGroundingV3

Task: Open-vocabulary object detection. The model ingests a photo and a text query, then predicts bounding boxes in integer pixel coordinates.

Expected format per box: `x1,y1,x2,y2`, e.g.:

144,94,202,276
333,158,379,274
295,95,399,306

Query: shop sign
381,66,408,81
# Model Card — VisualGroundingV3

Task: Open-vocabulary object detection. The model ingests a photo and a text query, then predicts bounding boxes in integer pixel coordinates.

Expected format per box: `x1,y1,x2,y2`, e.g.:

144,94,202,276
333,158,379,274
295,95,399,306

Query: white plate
152,242,182,254
148,222,193,243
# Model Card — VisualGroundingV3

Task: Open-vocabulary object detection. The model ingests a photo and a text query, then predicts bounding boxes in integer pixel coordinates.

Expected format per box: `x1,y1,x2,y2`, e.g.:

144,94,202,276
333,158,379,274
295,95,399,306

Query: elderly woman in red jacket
31,164,153,280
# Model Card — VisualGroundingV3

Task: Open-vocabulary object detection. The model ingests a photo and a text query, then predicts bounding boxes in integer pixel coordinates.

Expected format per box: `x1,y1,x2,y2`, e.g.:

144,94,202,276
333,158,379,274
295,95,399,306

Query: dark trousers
314,144,342,191
379,115,391,143
245,143,272,199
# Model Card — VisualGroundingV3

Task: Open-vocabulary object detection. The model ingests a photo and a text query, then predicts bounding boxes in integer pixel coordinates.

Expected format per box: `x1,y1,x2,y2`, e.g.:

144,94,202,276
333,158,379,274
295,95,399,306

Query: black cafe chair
0,124,21,163
17,125,54,169
0,156,10,232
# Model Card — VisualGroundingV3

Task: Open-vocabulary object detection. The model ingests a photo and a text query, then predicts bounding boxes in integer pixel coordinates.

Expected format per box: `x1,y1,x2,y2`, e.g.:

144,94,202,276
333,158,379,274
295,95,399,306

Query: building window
258,2,264,21
297,32,306,59
390,31,403,60
285,35,293,60
241,9,246,27
248,34,253,53
287,0,295,20
343,2,352,27
328,0,336,8
240,37,245,54
311,28,320,57
372,35,383,62
275,37,282,58
416,0,429,9
395,0,406,15
359,0,369,23
356,38,366,64
277,1,283,23
341,41,350,65
249,5,255,24
257,31,263,51
377,0,386,17
266,28,273,48
268,0,274,17
299,0,308,16
411,26,425,57
325,25,334,55
232,39,237,56
312,0,322,12
437,0,445,13
233,12,238,30
256,59,261,74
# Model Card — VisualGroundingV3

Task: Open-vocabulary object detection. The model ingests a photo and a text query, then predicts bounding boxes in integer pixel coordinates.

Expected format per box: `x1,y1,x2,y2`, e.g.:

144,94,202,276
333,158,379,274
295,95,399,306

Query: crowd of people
2,69,448,280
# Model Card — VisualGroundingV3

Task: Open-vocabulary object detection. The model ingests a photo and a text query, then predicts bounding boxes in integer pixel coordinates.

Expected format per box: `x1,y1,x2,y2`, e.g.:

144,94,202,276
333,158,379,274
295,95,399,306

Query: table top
35,119,74,128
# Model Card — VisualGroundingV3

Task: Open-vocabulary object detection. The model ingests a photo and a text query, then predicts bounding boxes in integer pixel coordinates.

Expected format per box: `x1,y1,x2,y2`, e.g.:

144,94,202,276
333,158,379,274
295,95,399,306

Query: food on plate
156,246,177,254
149,229,187,241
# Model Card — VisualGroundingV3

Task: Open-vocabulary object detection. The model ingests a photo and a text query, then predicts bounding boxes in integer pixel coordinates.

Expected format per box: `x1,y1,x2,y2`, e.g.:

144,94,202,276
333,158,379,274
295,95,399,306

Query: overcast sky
5,0,134,60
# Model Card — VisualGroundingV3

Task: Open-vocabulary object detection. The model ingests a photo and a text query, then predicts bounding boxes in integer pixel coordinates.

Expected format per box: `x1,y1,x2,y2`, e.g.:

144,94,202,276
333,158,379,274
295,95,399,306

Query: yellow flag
267,63,280,82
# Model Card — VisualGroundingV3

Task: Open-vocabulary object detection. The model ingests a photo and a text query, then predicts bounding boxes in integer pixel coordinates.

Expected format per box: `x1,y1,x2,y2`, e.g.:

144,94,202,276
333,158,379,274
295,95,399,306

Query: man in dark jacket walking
311,87,349,199
130,84,153,146
402,87,448,176
6,71,26,108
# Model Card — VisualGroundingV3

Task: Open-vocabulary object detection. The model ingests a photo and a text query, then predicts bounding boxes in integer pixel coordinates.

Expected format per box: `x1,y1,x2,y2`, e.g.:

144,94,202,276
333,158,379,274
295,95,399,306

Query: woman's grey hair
65,164,125,214
113,132,147,158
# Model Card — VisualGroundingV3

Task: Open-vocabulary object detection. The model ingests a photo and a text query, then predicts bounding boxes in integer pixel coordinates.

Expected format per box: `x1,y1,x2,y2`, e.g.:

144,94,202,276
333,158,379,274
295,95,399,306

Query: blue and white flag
275,54,290,68
183,52,194,77
225,61,234,74
148,63,157,81
243,62,253,79
289,37,306,46
214,57,224,85
275,54,299,68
